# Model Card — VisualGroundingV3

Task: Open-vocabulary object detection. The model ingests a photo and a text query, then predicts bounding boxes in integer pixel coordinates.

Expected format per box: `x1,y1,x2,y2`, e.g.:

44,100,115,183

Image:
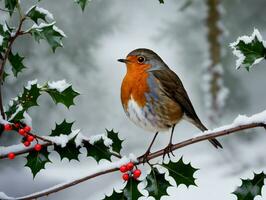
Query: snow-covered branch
1,110,266,200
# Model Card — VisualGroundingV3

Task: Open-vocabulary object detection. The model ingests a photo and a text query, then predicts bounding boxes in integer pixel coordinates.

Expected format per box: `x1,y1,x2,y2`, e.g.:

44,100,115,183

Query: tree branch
7,120,265,200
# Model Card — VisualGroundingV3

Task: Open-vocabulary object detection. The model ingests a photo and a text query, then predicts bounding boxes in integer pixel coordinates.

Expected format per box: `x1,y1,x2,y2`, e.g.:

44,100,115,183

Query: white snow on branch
230,28,266,69
43,129,80,148
195,109,266,137
9,105,23,121
0,156,135,200
89,134,113,147
48,80,70,92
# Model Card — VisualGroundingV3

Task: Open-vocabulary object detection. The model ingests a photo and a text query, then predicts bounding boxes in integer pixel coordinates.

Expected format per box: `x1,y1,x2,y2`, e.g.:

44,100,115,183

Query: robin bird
118,48,222,161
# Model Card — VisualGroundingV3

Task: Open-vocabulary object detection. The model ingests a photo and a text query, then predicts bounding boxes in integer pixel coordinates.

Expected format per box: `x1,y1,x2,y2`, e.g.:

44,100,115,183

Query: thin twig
10,122,265,200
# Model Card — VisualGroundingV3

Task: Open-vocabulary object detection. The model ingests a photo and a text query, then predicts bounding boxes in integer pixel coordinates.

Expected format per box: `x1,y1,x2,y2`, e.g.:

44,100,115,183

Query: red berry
126,162,134,171
18,129,26,136
24,141,30,147
34,144,42,151
122,173,130,181
4,124,12,131
14,123,20,128
27,135,35,142
133,169,141,179
8,152,15,160
120,165,128,173
24,126,31,133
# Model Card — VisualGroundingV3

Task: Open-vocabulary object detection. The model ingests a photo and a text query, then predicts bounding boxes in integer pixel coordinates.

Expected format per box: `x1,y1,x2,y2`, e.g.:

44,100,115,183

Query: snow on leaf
47,80,71,92
84,138,112,163
106,129,123,154
54,138,81,161
50,120,74,137
230,29,266,71
26,6,54,24
102,190,124,200
44,85,79,108
18,83,41,110
145,167,171,199
25,146,51,178
8,51,26,77
162,157,198,188
233,172,266,200
29,22,66,52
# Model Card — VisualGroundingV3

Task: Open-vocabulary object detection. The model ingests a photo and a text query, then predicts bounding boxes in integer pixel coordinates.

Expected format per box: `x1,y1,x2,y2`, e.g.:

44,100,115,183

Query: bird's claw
163,143,175,160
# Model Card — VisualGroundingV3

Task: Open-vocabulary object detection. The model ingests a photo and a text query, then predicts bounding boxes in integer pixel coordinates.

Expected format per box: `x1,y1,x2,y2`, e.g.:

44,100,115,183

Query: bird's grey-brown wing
152,69,223,149
152,69,205,129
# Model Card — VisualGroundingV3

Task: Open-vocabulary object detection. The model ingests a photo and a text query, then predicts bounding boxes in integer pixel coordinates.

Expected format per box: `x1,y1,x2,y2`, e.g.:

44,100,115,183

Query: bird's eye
137,56,145,64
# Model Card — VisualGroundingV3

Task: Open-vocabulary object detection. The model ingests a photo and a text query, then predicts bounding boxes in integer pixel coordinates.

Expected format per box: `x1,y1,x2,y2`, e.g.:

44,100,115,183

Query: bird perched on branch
118,48,222,161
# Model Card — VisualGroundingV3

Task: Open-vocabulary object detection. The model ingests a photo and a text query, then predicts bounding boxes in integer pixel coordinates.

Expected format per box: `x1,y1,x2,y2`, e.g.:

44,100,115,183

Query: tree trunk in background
204,0,228,124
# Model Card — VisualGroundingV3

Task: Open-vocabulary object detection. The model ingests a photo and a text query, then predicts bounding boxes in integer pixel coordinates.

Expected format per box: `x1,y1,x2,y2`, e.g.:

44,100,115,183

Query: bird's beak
117,58,129,63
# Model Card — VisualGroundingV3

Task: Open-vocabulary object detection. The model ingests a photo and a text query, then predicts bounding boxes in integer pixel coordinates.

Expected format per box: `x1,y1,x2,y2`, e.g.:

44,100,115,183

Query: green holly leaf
159,0,164,3
4,0,17,16
54,138,81,161
233,172,266,200
123,178,142,200
8,52,26,77
162,157,198,188
3,71,9,82
18,83,41,110
102,190,125,200
84,139,112,163
50,120,74,136
0,23,10,52
26,6,53,24
25,147,51,177
75,0,89,11
106,129,123,154
145,167,171,199
29,22,66,52
5,103,24,121
44,85,79,108
231,29,266,71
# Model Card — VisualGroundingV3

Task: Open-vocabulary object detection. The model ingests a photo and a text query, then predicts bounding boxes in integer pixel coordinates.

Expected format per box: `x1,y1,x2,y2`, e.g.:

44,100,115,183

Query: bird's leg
163,125,176,160
140,132,159,163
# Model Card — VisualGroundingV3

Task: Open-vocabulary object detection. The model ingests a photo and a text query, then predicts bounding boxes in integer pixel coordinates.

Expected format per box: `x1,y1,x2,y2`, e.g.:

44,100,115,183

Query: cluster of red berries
119,162,141,181
3,123,42,160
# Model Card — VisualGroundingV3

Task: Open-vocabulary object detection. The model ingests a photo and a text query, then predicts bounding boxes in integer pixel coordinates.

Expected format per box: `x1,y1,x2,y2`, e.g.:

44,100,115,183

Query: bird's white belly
125,98,169,132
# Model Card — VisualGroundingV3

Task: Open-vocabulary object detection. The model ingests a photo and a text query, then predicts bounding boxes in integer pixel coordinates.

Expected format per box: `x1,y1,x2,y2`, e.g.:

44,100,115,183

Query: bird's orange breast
121,63,151,109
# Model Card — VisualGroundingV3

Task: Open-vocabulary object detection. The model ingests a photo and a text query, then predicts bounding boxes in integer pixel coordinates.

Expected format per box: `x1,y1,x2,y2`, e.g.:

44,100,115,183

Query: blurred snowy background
1,0,266,199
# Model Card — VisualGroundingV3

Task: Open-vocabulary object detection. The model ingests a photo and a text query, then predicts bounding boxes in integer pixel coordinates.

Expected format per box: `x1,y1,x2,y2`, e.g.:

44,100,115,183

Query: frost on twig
230,28,266,71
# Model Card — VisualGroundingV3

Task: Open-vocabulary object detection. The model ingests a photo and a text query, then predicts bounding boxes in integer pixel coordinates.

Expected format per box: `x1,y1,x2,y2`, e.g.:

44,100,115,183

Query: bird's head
118,48,168,72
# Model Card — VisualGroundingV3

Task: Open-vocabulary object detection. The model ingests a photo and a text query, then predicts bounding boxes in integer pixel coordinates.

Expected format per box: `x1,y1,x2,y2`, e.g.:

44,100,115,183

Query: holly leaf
145,167,171,199
18,83,41,110
26,6,52,24
54,138,81,161
123,178,142,200
4,0,17,16
162,157,198,187
84,139,112,163
44,85,79,108
106,129,123,154
0,24,10,52
8,52,26,77
29,22,66,52
25,147,51,177
159,0,164,3
50,120,74,136
233,172,266,200
75,0,89,11
230,29,266,71
5,103,24,121
102,190,124,200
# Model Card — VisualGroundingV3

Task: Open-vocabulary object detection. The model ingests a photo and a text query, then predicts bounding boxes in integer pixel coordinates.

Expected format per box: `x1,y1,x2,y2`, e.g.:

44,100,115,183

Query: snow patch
0,115,9,125
9,105,23,121
26,6,54,20
25,79,39,90
0,35,4,46
0,192,14,200
48,80,70,92
89,134,113,147
230,28,266,69
53,26,66,37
